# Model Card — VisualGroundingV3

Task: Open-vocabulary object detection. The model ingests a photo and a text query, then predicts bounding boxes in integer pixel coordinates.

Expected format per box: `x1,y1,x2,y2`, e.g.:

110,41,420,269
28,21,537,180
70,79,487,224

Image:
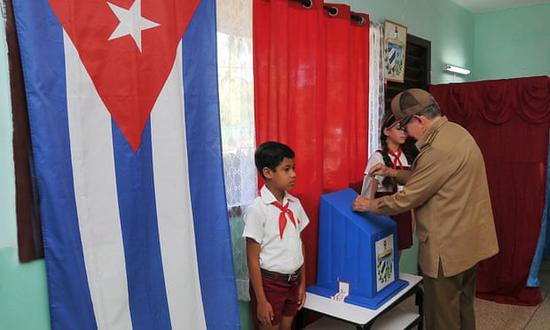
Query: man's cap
390,88,438,121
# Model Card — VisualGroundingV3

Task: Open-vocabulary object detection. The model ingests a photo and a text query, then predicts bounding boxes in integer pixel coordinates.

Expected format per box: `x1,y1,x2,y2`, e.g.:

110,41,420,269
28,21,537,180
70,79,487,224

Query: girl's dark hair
255,141,295,179
379,112,419,189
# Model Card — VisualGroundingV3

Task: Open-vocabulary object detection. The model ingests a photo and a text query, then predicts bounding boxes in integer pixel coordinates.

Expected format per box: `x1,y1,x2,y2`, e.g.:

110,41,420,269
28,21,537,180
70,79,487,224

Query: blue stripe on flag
12,0,97,329
182,0,240,328
111,120,171,330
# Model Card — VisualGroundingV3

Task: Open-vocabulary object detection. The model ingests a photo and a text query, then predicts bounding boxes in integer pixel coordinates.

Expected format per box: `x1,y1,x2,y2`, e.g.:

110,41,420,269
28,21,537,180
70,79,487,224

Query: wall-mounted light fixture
444,64,471,75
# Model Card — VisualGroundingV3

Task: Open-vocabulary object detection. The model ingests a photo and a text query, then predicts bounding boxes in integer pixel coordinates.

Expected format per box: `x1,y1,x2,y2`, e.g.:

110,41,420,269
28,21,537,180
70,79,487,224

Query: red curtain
254,0,369,284
430,76,550,305
347,11,370,192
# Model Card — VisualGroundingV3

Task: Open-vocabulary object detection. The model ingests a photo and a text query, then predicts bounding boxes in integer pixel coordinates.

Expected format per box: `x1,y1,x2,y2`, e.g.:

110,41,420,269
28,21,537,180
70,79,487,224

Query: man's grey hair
419,102,441,119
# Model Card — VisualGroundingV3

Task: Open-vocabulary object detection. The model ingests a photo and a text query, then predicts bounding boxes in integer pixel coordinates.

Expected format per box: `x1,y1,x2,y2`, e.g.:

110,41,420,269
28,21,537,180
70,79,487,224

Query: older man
353,88,499,330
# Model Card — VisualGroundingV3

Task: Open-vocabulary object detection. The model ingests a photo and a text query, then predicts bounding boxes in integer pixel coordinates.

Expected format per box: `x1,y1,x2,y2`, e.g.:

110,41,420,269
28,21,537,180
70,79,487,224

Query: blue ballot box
307,189,408,309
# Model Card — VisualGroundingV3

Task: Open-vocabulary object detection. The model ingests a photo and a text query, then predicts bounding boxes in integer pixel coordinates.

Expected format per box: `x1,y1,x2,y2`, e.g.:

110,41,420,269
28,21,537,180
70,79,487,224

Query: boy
243,141,309,330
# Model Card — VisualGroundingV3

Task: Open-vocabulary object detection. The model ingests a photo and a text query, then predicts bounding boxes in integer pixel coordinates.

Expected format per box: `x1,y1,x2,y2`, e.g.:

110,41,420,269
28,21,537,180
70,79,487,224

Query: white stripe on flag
64,32,132,330
150,42,207,329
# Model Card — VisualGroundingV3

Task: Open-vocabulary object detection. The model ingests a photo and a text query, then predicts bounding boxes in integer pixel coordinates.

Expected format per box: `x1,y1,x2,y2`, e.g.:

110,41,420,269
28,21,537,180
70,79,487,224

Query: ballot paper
331,281,350,302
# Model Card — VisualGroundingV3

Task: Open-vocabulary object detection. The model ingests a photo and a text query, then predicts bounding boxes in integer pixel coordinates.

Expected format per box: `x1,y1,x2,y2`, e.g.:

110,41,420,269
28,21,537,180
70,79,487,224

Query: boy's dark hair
255,141,295,179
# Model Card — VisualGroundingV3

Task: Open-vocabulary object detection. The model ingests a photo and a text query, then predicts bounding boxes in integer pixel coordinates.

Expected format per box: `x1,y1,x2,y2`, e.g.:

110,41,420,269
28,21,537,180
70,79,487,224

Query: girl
361,112,418,252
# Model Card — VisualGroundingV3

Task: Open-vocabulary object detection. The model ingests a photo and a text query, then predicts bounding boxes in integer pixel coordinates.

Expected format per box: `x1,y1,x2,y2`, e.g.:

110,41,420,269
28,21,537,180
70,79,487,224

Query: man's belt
261,268,301,282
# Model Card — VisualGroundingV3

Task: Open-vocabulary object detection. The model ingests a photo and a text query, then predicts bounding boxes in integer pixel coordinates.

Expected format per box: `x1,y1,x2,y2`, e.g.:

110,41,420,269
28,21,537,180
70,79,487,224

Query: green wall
473,3,550,81
333,0,476,84
0,7,16,252
0,13,51,330
2,1,548,330
0,249,51,330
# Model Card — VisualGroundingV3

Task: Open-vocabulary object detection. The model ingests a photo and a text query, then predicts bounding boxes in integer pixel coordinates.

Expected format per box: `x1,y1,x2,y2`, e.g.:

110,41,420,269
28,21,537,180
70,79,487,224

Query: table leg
415,285,424,330
360,319,374,329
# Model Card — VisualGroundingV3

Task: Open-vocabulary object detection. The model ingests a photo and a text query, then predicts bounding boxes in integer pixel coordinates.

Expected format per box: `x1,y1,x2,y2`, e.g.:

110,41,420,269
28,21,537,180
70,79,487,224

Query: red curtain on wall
253,0,369,284
347,11,370,191
430,76,550,305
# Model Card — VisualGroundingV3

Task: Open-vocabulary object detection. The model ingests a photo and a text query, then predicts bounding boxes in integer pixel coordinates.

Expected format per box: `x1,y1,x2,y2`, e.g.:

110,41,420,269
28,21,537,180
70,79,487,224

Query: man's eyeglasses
388,122,407,132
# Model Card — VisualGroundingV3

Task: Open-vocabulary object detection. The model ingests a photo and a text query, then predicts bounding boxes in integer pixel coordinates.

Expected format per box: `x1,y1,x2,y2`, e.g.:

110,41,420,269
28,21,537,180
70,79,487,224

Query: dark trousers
423,262,477,330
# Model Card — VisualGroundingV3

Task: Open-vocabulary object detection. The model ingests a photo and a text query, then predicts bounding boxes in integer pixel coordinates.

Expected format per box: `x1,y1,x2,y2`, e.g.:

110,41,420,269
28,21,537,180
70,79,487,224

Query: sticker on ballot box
331,280,350,302
376,234,395,291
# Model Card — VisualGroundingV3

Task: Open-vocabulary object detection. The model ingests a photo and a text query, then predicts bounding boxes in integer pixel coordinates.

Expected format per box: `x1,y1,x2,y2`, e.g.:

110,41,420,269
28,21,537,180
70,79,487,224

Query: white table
299,273,423,330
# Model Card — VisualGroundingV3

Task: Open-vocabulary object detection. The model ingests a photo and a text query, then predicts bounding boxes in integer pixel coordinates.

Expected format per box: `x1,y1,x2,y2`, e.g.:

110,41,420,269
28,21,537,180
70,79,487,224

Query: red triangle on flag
48,0,201,151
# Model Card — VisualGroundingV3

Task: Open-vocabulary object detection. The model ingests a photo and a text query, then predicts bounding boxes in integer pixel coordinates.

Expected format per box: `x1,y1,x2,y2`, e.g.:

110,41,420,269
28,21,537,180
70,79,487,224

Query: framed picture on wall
384,20,407,83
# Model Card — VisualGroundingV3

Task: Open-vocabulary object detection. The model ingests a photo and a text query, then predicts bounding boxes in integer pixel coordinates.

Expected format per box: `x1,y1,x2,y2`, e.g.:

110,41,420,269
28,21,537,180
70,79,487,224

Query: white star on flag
107,0,160,52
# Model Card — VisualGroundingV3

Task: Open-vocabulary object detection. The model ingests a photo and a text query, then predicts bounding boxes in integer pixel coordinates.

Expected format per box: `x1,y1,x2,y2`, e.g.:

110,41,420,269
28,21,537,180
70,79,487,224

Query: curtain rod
291,0,367,25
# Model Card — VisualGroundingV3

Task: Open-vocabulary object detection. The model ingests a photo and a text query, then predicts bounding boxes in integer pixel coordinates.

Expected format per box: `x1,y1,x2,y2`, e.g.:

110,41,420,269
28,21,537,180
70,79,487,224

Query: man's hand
352,196,372,212
257,299,274,326
297,282,306,310
369,163,396,178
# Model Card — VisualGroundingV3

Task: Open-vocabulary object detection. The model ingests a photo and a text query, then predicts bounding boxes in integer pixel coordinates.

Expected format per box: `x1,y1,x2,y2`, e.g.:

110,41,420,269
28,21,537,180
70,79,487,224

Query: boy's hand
257,299,274,326
297,282,306,310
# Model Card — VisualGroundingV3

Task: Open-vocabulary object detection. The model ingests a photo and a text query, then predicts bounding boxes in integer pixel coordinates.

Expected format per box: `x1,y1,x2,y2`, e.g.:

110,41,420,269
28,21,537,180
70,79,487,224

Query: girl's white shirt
361,151,409,196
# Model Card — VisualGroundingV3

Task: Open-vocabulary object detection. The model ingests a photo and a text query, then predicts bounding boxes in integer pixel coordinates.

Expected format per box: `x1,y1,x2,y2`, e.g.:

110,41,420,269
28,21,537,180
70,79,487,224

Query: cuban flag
12,0,240,329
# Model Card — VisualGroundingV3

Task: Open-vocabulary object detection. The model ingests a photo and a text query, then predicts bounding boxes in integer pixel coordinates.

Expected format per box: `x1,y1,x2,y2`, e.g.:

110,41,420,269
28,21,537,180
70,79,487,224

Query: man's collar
260,185,297,204
415,116,448,150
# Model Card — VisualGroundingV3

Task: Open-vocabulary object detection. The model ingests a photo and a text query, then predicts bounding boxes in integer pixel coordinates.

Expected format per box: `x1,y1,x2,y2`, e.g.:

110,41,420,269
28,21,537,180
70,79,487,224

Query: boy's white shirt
242,185,310,274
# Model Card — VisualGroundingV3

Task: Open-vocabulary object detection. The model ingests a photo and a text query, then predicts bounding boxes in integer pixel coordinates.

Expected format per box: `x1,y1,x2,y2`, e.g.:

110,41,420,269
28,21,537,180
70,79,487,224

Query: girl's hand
298,283,306,310
369,163,396,177
257,299,274,326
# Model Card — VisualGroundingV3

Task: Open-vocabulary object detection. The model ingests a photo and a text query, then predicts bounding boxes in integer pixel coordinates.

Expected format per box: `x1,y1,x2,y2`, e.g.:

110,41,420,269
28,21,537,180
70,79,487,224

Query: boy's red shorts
250,274,301,326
